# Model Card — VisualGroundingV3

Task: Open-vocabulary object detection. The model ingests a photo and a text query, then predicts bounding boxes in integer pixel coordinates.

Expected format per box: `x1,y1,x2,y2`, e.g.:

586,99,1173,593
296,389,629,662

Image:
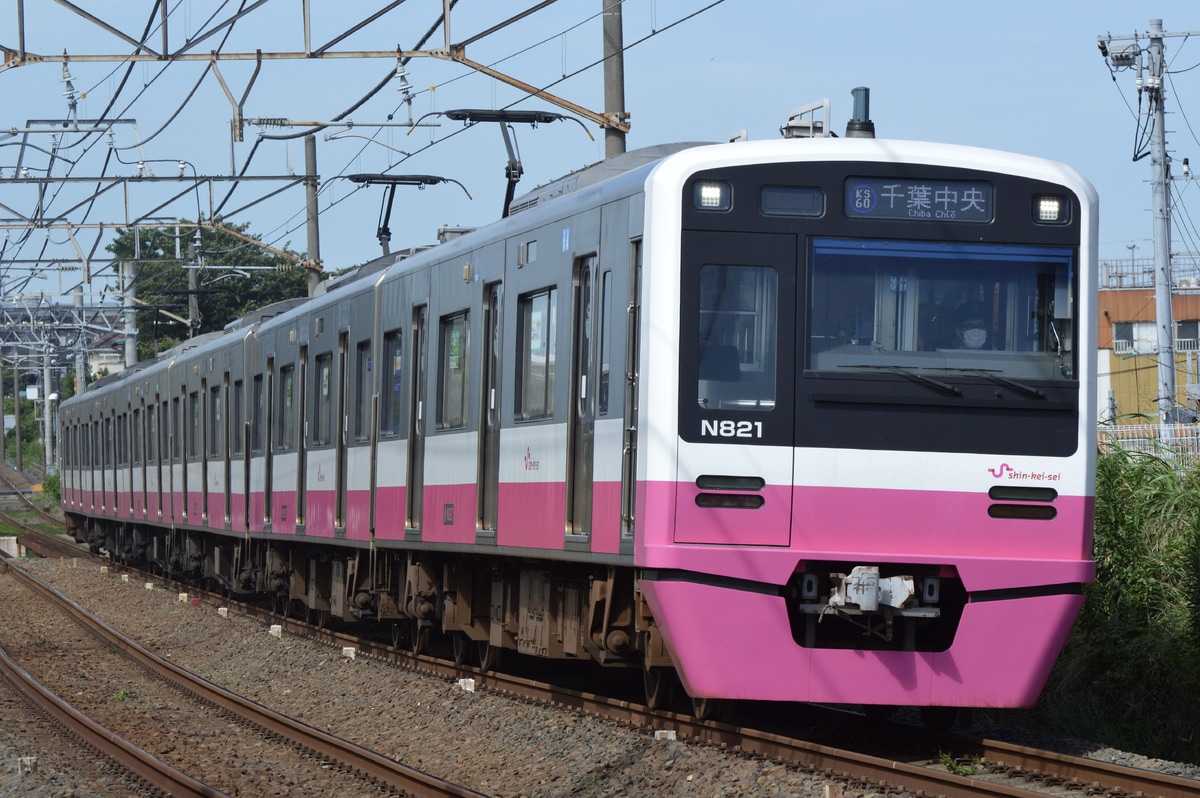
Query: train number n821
700,420,764,439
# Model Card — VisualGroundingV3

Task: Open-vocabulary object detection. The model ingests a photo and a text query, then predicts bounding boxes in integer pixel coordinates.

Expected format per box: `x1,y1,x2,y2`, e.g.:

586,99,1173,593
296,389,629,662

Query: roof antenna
845,86,876,139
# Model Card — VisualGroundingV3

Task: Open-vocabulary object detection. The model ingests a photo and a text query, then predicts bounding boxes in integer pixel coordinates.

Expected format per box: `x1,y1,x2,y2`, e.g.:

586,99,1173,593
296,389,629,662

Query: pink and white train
59,118,1097,717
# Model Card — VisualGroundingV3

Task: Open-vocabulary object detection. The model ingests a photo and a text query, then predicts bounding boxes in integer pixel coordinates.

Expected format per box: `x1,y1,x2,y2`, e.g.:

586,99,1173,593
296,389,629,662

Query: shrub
1040,446,1200,763
42,471,61,504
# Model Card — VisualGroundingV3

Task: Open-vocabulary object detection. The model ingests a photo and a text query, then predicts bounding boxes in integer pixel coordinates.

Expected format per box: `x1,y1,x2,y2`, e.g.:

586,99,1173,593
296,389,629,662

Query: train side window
354,340,372,442
314,352,333,446
231,379,244,456
380,331,403,437
279,364,295,451
517,287,557,421
208,384,222,458
251,374,264,453
438,312,470,430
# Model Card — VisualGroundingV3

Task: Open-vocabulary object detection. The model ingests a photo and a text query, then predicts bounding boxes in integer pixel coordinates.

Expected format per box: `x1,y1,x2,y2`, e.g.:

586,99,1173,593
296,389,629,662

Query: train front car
637,138,1097,711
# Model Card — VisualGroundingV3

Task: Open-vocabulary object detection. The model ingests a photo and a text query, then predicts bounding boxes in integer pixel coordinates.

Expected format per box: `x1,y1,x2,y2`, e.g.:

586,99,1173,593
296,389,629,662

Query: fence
1098,423,1200,461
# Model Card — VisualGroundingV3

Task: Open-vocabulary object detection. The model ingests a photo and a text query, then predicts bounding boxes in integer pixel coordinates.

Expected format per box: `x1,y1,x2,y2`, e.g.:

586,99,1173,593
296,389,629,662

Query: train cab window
808,238,1077,380
438,312,470,430
517,287,557,421
231,380,244,456
314,352,333,446
380,331,403,437
279,364,296,450
696,264,778,410
354,340,372,442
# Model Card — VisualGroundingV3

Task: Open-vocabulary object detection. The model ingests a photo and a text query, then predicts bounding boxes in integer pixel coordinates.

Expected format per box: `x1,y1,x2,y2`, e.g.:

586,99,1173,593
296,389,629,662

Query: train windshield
808,239,1076,381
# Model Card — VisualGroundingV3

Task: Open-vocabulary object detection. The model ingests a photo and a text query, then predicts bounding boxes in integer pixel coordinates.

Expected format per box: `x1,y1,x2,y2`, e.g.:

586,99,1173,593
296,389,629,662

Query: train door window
231,379,244,456
104,417,112,469
132,409,142,466
354,340,371,442
208,384,222,458
116,414,127,466
171,398,180,461
517,287,557,421
279,364,295,450
598,270,612,416
146,404,157,465
186,391,200,459
437,312,470,430
314,352,333,446
696,265,779,410
381,331,403,437
251,374,264,453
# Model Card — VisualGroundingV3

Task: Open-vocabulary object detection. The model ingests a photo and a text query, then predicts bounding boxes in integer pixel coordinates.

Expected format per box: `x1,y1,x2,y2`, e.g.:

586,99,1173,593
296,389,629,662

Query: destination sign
844,178,993,223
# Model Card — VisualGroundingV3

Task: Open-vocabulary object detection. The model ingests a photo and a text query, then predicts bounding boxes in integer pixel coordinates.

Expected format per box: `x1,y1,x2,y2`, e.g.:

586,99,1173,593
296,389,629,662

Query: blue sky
2,1,1198,302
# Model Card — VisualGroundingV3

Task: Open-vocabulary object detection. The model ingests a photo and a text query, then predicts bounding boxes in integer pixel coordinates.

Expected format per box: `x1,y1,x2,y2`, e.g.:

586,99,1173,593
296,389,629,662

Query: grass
1036,444,1200,764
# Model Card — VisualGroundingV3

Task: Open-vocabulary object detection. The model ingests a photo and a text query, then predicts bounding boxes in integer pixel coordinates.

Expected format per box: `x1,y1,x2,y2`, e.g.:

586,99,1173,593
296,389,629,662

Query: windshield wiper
843,365,961,396
950,368,1046,399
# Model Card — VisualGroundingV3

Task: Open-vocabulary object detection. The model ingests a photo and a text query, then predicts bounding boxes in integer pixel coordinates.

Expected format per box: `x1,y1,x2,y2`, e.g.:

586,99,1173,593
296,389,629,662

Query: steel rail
2,549,486,798
0,561,227,797
947,734,1200,798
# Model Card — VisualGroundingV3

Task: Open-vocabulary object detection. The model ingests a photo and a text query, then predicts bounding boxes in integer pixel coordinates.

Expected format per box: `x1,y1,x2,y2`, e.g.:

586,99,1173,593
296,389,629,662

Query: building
1098,253,1200,423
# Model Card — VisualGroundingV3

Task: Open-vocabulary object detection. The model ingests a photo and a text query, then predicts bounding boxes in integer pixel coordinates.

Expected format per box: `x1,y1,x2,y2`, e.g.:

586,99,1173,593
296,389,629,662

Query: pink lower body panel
640,578,1083,707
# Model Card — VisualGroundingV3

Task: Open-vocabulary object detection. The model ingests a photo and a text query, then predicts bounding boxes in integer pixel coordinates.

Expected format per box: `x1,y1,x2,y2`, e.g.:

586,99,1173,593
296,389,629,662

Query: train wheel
390,623,403,650
410,619,429,655
476,640,500,672
452,633,469,666
691,696,720,721
642,667,675,710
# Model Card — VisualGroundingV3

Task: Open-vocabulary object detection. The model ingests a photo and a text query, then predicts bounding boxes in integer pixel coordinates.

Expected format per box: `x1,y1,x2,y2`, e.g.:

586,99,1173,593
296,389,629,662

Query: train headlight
694,180,731,211
1033,194,1070,224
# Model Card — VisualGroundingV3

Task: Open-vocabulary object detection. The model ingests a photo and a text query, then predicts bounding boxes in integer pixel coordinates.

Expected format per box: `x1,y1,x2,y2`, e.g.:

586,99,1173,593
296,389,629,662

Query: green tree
105,220,311,359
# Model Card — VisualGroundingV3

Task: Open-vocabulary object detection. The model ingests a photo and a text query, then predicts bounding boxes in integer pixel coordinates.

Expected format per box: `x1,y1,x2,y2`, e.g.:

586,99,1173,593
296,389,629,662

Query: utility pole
602,0,628,158
304,135,322,297
187,230,200,338
1099,19,1200,425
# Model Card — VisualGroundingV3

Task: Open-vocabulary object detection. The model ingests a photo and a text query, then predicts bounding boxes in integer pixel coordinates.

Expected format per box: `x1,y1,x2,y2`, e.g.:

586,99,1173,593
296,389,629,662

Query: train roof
505,142,709,216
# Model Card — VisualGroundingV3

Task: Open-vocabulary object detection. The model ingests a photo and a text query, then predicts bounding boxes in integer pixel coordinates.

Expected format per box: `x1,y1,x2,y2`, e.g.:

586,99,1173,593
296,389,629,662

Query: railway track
12,526,1199,798
0,545,485,798
0,625,225,797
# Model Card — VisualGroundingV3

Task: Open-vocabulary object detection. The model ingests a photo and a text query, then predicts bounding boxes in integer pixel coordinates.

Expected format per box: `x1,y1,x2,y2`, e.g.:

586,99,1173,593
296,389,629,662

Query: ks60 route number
700,420,763,439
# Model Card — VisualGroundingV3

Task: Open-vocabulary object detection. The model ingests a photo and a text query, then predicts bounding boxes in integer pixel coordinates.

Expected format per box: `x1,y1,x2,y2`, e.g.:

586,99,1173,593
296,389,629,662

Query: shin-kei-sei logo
524,447,540,471
989,462,1063,482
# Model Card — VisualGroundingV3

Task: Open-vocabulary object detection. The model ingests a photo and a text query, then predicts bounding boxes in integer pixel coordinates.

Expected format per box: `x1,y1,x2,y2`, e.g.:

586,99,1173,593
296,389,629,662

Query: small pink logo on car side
988,463,1014,478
